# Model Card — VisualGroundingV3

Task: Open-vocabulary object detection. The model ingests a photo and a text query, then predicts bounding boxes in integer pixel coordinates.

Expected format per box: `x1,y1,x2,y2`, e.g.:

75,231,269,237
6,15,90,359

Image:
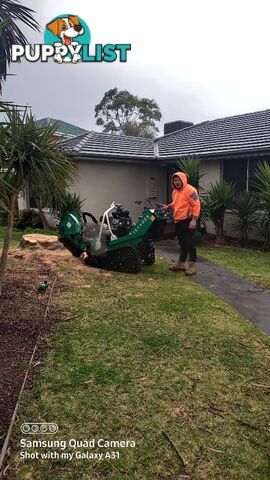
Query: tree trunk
241,232,248,248
0,191,17,295
214,217,224,245
35,196,50,230
14,195,19,217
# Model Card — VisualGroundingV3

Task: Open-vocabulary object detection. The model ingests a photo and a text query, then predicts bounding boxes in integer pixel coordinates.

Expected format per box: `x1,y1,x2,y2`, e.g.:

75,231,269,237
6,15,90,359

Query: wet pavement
155,240,270,336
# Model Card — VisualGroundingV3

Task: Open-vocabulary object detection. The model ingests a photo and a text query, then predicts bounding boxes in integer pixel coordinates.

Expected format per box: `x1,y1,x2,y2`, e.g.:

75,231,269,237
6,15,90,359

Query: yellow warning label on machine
150,215,155,222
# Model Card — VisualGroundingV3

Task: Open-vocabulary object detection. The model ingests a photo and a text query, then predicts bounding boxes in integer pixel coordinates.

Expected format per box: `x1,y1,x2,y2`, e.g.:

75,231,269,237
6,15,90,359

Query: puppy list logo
11,14,131,64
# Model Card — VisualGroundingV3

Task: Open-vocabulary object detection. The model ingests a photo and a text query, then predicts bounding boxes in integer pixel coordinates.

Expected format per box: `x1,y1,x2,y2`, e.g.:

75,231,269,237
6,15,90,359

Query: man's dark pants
175,218,197,263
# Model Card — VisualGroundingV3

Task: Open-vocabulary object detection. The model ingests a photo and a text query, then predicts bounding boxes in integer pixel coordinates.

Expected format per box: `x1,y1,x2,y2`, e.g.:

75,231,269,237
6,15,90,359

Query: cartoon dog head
46,16,84,45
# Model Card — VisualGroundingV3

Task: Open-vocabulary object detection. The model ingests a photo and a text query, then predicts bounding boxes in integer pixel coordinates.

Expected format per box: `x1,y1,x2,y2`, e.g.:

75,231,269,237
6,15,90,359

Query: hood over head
171,171,187,189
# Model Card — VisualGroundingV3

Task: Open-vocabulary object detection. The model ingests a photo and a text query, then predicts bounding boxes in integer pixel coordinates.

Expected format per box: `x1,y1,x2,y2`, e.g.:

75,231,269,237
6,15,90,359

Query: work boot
185,262,197,276
169,260,186,272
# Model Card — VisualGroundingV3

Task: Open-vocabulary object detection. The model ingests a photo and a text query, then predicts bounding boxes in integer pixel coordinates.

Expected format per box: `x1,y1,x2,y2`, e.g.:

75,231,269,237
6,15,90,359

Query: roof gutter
73,153,159,165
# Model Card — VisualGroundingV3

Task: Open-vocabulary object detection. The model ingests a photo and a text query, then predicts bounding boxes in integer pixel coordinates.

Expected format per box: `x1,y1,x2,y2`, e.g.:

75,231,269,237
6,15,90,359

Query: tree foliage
252,161,270,246
203,180,237,244
176,156,205,191
0,110,76,193
51,192,85,221
0,0,40,92
0,108,77,294
231,191,259,247
95,88,162,138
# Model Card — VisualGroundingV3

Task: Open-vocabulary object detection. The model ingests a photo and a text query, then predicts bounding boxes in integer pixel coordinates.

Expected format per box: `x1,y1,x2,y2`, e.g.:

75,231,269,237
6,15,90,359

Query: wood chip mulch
0,254,60,450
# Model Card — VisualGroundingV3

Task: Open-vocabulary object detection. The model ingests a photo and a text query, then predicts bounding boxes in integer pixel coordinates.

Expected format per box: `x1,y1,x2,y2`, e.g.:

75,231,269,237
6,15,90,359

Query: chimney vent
164,120,193,135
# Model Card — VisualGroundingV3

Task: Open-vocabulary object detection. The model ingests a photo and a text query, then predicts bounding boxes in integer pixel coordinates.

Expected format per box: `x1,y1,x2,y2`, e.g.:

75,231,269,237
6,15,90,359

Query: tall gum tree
95,88,162,139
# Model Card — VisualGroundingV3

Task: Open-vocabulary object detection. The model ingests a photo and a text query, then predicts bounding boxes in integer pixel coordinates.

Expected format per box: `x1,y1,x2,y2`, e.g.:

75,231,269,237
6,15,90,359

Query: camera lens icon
21,424,31,434
40,424,48,433
21,423,59,434
49,424,58,433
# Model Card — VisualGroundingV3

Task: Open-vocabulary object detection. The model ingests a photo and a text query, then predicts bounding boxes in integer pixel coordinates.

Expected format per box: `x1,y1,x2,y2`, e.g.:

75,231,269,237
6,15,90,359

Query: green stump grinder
58,202,168,273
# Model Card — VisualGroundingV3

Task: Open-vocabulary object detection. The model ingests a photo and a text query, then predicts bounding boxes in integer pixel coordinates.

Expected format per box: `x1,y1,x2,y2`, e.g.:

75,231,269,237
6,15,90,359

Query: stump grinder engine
58,202,168,273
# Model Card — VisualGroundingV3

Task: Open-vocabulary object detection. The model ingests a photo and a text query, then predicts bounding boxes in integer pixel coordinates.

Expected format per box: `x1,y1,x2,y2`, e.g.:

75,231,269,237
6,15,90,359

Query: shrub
252,161,270,247
257,215,270,248
14,209,43,230
203,180,237,244
51,192,85,220
0,212,8,226
194,230,203,245
230,191,259,247
176,156,205,191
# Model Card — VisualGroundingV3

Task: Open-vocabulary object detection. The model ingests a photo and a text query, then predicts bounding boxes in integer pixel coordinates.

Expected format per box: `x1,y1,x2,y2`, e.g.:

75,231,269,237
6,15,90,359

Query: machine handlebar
82,212,98,224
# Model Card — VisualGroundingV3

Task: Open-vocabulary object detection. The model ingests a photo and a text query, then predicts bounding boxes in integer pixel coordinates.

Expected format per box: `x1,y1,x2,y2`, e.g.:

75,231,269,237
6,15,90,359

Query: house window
147,176,157,199
223,158,247,191
248,158,270,191
223,157,270,191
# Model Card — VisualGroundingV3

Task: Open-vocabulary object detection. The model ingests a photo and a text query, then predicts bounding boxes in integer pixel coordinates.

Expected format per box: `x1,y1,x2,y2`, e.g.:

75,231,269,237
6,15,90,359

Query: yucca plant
0,108,77,295
51,192,85,221
252,161,270,247
203,180,237,244
176,156,205,191
0,173,11,208
230,191,258,247
0,0,40,92
257,215,270,247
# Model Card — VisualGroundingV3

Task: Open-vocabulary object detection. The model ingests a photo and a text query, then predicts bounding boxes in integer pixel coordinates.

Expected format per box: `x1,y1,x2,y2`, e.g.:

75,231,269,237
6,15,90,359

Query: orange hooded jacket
169,172,201,222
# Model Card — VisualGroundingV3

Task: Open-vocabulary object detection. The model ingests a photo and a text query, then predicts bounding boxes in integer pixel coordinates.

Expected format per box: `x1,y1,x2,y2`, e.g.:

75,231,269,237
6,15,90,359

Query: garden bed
200,232,265,250
0,252,60,451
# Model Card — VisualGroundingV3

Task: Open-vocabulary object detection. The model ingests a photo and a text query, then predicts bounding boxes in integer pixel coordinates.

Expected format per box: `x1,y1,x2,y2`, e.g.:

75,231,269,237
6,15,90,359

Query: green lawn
199,246,270,290
9,257,270,480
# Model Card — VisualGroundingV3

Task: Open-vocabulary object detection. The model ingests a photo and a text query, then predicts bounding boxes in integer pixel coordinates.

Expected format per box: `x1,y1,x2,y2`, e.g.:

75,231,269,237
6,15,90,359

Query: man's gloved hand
161,204,170,210
189,219,197,230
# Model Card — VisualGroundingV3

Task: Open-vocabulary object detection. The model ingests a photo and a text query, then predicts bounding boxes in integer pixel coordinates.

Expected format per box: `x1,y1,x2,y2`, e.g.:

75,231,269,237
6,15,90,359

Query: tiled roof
157,109,270,158
62,109,270,161
36,118,89,138
62,131,155,159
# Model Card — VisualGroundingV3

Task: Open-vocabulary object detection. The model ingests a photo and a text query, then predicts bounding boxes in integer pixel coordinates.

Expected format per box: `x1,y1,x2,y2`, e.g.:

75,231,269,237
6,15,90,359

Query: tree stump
20,234,63,250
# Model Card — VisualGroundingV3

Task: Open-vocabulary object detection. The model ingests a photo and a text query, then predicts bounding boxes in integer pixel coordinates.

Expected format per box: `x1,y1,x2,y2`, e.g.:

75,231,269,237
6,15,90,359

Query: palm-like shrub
253,161,270,207
231,191,258,247
203,180,237,244
176,156,205,191
252,161,270,247
14,209,43,230
0,1,40,92
257,216,270,247
0,173,12,208
0,108,77,294
52,192,85,221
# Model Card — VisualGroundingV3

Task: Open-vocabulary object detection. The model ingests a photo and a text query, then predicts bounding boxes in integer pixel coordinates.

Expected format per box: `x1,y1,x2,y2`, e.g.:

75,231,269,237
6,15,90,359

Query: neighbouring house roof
62,131,155,159
62,108,270,161
36,118,89,139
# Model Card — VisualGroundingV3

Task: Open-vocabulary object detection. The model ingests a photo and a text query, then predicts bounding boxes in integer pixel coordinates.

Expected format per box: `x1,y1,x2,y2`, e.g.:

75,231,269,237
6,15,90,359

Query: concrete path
155,240,270,336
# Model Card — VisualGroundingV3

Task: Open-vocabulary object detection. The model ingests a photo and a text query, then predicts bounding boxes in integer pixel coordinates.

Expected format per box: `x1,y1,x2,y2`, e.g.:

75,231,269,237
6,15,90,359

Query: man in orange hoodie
163,172,201,276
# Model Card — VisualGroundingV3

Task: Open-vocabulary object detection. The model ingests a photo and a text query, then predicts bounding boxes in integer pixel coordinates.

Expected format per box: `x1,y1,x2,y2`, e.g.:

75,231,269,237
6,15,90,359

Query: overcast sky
3,0,270,134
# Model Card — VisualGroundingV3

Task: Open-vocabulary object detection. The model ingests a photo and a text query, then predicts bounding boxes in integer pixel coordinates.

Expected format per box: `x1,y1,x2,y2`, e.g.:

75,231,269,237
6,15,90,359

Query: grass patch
9,258,270,480
0,226,57,248
199,246,270,290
